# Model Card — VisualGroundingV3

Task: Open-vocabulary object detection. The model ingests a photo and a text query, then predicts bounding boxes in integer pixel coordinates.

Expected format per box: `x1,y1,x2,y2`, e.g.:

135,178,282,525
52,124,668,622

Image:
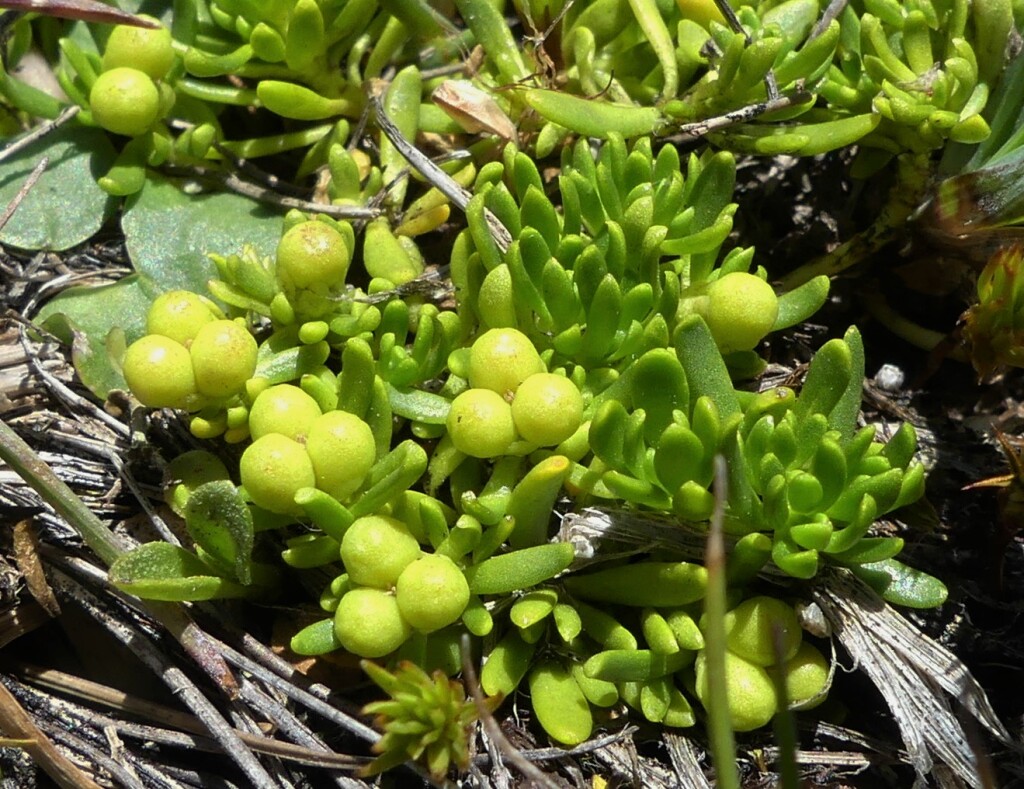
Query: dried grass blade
814,567,1006,788
0,678,105,789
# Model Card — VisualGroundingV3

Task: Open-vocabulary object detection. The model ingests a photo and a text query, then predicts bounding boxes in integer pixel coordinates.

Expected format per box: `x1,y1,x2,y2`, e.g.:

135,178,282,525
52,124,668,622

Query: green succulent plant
95,116,953,761
5,0,1001,773
360,659,488,778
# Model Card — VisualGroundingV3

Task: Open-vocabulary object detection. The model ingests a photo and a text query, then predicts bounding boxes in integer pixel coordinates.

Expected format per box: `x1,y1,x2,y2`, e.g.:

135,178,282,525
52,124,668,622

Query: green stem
703,455,740,789
862,289,956,354
779,153,932,289
176,78,258,107
627,0,678,99
771,633,800,789
0,419,126,566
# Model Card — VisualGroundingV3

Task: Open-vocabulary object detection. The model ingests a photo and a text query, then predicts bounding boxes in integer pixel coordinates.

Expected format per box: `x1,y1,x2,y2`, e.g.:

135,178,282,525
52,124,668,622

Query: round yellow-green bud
723,595,802,666
446,388,517,458
89,67,161,137
146,290,222,346
122,334,204,411
784,642,830,708
239,434,315,515
340,515,422,588
704,272,779,354
395,554,470,633
694,650,777,732
304,410,376,500
102,18,175,80
276,221,351,318
248,384,323,442
188,320,258,399
511,372,584,446
334,588,411,658
467,328,545,397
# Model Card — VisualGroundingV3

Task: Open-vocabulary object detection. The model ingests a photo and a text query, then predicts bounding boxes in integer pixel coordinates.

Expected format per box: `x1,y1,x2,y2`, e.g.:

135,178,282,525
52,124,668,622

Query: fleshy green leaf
108,542,251,601
793,337,852,422
774,275,830,330
291,618,343,655
850,558,949,608
827,327,866,441
184,480,255,584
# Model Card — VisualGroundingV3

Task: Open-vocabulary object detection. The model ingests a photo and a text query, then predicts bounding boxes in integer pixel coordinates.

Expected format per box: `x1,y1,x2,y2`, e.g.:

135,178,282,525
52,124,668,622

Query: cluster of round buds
447,328,584,458
122,290,257,413
89,18,175,137
333,515,471,658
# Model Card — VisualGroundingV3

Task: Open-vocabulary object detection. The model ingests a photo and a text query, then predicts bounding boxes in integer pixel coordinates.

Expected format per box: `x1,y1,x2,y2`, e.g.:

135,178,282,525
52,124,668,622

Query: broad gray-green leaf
34,177,283,398
122,174,283,293
0,125,117,250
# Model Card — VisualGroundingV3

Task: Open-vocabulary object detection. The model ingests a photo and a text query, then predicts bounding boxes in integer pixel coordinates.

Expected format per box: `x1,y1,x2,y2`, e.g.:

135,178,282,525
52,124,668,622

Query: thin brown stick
0,0,159,26
49,569,278,788
369,89,513,253
668,92,809,142
0,677,105,789
459,635,560,789
0,105,79,164
158,165,383,220
0,155,47,233
10,665,366,770
811,0,850,39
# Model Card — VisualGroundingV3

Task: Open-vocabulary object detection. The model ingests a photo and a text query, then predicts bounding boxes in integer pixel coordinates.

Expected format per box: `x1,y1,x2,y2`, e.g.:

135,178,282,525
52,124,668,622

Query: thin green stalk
771,626,800,789
862,289,957,354
0,418,126,566
704,454,740,789
628,0,678,99
779,153,932,289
